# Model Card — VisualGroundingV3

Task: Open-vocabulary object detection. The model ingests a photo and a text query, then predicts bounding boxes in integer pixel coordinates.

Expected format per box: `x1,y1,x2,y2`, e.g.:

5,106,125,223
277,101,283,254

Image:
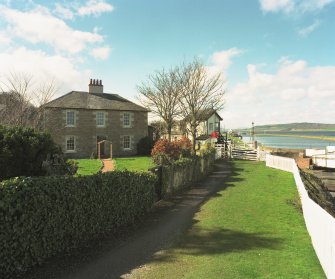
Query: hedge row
0,171,156,278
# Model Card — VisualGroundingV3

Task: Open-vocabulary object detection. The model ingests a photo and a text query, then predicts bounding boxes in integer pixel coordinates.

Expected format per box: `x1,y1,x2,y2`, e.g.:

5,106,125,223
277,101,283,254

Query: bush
137,136,154,155
0,171,156,278
151,137,192,165
0,126,62,180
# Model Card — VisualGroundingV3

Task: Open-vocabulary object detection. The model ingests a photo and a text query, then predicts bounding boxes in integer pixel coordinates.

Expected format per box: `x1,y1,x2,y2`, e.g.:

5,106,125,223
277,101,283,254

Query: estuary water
242,131,335,149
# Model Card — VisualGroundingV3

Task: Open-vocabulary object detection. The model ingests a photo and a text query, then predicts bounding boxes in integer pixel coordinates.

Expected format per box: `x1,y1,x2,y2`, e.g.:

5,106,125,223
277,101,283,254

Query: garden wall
160,153,215,198
266,154,335,279
0,171,156,278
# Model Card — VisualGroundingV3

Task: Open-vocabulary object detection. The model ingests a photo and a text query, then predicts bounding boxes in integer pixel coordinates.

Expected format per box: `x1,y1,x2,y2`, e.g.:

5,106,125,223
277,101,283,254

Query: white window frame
123,135,131,150
66,110,76,127
123,112,130,127
65,136,76,153
96,111,105,127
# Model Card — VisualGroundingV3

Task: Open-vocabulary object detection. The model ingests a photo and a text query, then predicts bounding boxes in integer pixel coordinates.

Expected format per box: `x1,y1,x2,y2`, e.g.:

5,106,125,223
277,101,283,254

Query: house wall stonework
45,108,148,158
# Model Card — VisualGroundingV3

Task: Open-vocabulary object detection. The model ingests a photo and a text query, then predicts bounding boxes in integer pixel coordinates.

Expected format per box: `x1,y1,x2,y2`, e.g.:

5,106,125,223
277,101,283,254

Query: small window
123,112,130,127
209,123,214,133
66,111,75,126
66,136,75,152
96,111,105,127
123,135,130,149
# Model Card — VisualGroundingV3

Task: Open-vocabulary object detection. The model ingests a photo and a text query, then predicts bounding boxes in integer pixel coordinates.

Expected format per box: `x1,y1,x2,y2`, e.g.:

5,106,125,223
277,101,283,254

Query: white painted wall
326,146,335,153
266,154,335,279
305,149,326,157
312,154,335,169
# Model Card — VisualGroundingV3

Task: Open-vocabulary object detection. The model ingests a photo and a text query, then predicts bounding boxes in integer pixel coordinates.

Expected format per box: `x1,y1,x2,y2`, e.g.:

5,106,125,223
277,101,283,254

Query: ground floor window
66,136,75,152
123,135,130,149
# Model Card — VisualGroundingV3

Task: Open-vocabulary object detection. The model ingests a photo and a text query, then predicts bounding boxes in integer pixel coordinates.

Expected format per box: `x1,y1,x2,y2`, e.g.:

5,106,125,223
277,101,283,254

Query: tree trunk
167,124,172,142
191,125,197,155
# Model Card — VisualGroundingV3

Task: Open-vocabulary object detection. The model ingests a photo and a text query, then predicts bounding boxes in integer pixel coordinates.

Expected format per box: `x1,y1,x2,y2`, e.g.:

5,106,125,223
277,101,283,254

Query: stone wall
159,153,215,198
44,108,148,158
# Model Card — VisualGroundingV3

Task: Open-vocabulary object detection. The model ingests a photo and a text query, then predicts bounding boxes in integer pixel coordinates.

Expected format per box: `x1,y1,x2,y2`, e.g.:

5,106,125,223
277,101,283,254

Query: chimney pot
88,78,104,94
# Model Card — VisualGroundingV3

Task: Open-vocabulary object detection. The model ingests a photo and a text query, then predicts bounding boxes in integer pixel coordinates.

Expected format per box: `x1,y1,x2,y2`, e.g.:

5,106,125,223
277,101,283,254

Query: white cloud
298,20,320,37
222,58,335,128
53,3,74,20
90,46,111,60
78,0,114,16
0,47,90,96
259,0,335,14
259,0,295,13
206,48,244,79
0,32,11,45
0,5,103,54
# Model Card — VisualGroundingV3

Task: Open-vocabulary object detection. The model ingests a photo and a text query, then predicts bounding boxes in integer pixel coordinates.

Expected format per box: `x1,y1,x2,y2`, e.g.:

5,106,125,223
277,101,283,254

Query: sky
0,0,334,128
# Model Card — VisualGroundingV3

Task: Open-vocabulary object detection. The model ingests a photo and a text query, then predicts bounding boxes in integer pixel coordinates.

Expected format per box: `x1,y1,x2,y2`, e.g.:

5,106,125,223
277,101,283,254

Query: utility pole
251,121,255,142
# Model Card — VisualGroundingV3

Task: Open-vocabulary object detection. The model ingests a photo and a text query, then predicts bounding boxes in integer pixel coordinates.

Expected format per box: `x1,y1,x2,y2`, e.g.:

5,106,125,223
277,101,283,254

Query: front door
97,136,106,157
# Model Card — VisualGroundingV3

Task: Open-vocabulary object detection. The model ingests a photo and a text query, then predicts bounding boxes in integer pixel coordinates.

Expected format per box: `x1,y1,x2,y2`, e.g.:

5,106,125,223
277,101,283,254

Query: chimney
88,78,103,94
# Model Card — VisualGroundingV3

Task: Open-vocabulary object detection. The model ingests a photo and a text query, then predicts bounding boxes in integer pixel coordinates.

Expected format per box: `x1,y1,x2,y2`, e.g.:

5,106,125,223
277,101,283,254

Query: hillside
238,122,335,132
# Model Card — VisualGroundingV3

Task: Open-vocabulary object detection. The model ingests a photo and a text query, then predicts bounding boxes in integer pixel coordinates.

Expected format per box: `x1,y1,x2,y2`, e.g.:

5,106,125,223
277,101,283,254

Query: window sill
65,125,76,128
65,150,76,153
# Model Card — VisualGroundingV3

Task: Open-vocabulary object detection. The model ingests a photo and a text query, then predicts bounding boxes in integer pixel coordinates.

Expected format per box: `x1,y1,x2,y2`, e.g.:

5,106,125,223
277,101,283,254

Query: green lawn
130,160,325,279
113,156,155,172
74,159,103,176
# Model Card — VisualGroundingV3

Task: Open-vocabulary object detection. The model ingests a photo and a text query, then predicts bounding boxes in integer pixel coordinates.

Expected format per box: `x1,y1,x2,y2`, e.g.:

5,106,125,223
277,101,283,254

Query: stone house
44,79,149,158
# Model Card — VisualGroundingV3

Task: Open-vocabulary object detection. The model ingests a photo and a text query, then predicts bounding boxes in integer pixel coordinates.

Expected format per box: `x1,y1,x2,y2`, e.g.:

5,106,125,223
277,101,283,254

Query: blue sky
0,0,334,128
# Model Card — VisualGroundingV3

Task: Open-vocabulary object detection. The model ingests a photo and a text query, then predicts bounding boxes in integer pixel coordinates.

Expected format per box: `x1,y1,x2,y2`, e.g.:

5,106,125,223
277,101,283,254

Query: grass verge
114,156,155,172
74,159,102,176
129,160,325,279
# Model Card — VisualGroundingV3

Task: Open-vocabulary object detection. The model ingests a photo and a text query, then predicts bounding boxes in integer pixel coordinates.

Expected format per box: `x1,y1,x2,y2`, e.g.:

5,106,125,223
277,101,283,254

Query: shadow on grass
151,227,283,263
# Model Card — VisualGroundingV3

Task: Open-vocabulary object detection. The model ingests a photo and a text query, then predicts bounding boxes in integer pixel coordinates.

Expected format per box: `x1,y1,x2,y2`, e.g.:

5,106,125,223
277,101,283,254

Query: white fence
266,154,335,279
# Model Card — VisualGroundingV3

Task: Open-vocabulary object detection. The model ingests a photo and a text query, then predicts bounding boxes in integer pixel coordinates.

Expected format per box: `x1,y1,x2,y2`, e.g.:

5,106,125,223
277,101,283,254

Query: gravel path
101,159,114,172
25,160,233,279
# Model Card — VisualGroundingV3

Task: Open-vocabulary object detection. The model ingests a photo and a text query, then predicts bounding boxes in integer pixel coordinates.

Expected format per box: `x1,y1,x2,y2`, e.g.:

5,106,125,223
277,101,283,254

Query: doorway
97,136,107,157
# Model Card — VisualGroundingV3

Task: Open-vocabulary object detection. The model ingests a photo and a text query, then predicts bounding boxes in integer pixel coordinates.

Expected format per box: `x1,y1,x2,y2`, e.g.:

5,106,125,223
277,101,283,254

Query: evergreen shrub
137,136,154,155
0,126,61,180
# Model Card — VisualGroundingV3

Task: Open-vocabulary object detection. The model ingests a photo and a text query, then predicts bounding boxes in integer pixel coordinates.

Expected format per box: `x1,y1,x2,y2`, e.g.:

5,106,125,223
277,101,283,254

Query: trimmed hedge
0,171,156,278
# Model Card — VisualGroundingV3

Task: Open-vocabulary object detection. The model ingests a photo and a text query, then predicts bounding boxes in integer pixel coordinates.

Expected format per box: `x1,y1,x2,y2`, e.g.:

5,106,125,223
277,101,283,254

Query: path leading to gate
25,160,234,279
101,159,114,172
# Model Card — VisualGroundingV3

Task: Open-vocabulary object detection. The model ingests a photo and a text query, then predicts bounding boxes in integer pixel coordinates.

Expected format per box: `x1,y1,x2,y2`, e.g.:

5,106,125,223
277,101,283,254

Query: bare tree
138,68,182,141
179,59,226,153
0,72,58,128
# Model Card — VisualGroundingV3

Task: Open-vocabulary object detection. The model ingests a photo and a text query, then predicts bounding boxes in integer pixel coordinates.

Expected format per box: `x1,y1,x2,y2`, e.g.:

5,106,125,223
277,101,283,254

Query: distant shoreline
255,134,335,142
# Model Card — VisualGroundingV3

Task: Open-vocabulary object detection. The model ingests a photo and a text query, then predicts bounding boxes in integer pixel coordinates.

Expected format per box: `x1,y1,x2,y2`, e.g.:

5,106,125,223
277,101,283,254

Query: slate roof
184,108,223,122
44,91,149,112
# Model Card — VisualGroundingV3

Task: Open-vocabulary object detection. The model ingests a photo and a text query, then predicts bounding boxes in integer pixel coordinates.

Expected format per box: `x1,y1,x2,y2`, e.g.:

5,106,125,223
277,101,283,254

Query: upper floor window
66,111,75,127
96,111,105,127
123,112,130,127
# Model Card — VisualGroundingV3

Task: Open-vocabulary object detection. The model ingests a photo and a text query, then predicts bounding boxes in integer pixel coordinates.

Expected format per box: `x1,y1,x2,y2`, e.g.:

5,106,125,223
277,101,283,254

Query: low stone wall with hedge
0,171,156,278
161,152,215,198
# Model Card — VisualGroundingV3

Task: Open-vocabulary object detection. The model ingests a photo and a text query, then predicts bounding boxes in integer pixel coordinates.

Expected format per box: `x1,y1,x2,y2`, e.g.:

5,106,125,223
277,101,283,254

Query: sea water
242,131,335,149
